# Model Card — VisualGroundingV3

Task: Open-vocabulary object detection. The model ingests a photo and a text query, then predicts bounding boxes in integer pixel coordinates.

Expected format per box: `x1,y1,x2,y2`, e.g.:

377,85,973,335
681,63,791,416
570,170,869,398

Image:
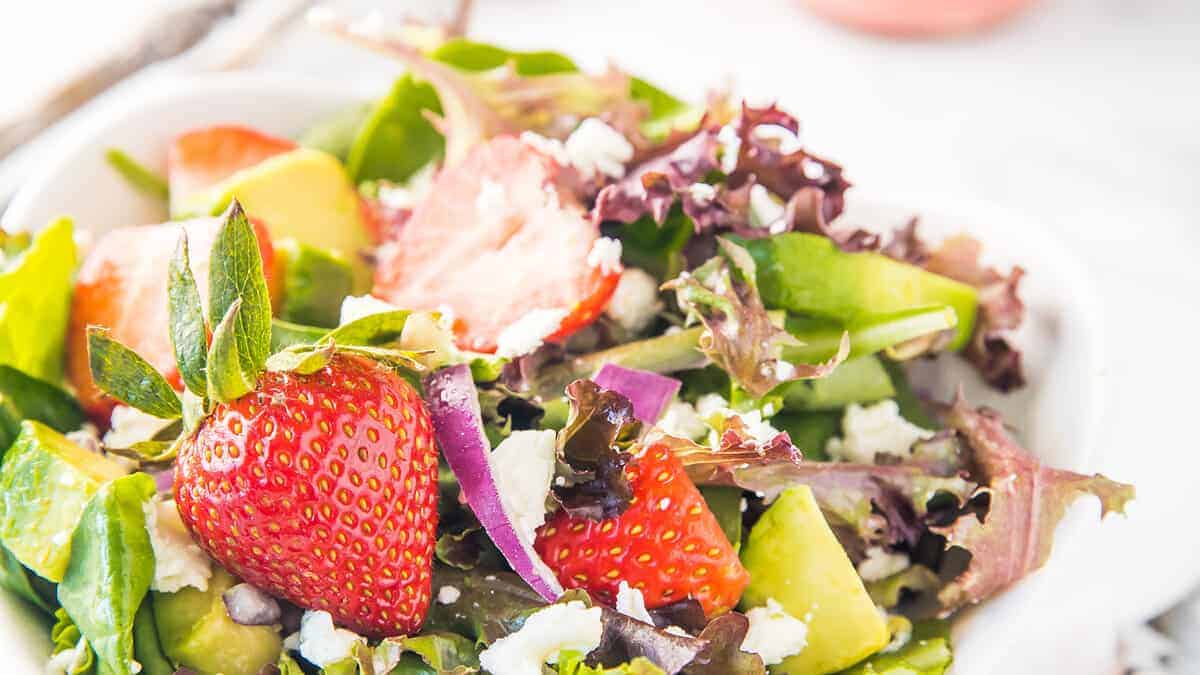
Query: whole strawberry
175,355,438,636
85,199,441,638
534,441,749,617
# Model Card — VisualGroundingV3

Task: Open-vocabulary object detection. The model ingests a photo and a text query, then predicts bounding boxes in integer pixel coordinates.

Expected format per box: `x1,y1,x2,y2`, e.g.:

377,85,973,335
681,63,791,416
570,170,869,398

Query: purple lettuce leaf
552,380,642,520
681,613,765,675
663,238,849,397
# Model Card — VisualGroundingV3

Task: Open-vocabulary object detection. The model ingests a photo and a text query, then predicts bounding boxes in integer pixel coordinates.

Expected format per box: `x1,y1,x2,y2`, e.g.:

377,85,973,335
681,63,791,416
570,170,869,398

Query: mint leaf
86,327,182,419
0,218,76,382
206,299,255,403
104,148,168,202
168,233,208,397
207,200,271,385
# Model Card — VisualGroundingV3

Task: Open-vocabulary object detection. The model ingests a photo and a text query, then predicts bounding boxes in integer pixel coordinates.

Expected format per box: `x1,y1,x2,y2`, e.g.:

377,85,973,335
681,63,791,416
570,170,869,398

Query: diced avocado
153,568,282,675
0,421,127,581
175,148,372,289
838,620,953,675
276,238,355,328
780,355,895,411
741,486,889,674
744,234,978,350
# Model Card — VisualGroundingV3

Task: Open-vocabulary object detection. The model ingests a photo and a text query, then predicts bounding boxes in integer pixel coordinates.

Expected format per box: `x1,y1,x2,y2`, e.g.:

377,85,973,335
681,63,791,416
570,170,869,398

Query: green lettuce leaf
0,218,76,383
838,620,952,675
50,607,97,674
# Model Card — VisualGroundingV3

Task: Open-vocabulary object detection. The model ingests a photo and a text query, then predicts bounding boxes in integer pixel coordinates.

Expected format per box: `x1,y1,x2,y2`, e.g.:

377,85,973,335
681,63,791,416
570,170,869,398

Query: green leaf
87,328,182,419
629,76,703,141
324,309,412,346
782,307,958,364
51,607,97,674
0,365,86,433
424,566,546,644
57,472,157,675
0,217,77,382
613,206,693,281
264,343,335,375
388,632,481,672
0,544,52,612
346,74,445,184
207,200,272,383
430,38,579,75
205,299,256,403
297,102,374,161
167,234,208,397
557,650,666,675
770,410,839,461
104,149,168,203
270,318,329,352
131,599,174,675
838,620,953,675
275,652,306,675
778,355,895,412
699,486,743,553
277,239,355,328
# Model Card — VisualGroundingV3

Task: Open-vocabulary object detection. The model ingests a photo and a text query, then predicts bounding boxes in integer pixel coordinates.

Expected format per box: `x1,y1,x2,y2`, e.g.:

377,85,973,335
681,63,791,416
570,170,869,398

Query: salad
0,8,1132,675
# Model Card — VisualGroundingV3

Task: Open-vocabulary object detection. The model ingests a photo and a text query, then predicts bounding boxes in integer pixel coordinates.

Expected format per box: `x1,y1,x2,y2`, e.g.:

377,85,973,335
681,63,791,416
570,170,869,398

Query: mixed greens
0,8,1133,675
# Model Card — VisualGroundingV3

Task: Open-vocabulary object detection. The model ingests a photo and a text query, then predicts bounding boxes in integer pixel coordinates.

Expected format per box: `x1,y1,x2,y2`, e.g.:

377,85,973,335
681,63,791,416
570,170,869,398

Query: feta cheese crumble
825,400,935,464
657,400,708,441
694,394,781,446
339,294,401,326
748,184,785,229
615,581,655,625
375,163,435,210
104,405,173,449
495,309,568,357
520,131,570,167
297,610,365,667
478,601,604,675
476,178,507,215
688,182,718,205
604,268,662,333
586,237,623,275
489,430,557,543
741,598,809,666
857,546,912,583
564,118,634,180
751,124,804,154
437,585,462,605
716,124,742,174
144,497,212,593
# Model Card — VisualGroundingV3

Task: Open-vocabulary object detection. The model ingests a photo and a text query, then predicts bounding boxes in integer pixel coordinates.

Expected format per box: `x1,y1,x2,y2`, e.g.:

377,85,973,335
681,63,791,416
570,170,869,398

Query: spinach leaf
0,544,52,612
0,217,76,383
57,473,157,675
430,38,579,75
0,365,86,433
345,75,444,184
132,599,174,675
629,77,704,141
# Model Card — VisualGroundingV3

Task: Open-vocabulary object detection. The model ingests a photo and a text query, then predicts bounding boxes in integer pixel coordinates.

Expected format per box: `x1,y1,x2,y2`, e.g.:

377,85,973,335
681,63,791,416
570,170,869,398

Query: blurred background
1,1,1197,672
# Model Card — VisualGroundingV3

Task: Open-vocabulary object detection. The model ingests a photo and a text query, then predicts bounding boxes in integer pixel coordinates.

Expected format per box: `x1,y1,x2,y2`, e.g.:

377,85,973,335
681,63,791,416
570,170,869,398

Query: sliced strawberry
167,125,296,205
67,218,275,422
175,355,439,637
534,441,749,617
372,136,621,353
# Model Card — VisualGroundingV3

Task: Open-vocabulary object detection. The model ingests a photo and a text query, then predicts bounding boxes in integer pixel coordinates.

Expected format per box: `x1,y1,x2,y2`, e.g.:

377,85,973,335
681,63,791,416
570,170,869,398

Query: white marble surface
1,0,1198,671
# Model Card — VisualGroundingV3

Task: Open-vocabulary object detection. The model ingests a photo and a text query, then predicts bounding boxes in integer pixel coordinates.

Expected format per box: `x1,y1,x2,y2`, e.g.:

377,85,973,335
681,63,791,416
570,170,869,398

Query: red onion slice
423,364,563,601
592,364,681,424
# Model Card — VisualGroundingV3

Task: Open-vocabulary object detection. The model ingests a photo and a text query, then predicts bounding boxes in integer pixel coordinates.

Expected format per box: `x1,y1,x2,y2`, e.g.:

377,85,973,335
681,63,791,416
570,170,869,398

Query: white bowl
1,73,1104,673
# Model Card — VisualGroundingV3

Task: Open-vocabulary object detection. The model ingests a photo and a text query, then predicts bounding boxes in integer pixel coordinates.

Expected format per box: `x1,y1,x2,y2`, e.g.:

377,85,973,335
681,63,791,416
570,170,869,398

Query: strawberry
372,136,621,353
167,125,295,207
174,354,439,637
534,441,749,617
67,218,275,422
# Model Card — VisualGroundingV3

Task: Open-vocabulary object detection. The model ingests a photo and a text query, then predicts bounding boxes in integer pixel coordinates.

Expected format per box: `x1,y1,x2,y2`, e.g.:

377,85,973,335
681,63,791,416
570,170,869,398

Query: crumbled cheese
65,424,102,455
716,124,742,174
751,124,805,154
693,394,780,446
801,158,826,180
103,406,172,449
45,637,89,675
694,393,730,418
665,626,691,637
857,546,911,583
615,581,655,625
339,294,401,326
586,237,623,276
298,610,365,667
490,430,557,543
748,184,785,229
476,178,507,215
604,268,662,334
478,601,604,675
772,360,796,381
825,400,935,465
144,498,212,593
741,599,809,666
437,585,462,605
495,309,569,357
520,131,570,167
734,409,782,445
657,400,708,441
375,163,436,210
564,118,634,179
688,182,718,205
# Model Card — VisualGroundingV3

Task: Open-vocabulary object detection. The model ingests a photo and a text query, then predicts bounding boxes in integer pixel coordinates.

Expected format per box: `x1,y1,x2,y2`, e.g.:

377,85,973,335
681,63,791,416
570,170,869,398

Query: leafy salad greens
0,6,1131,675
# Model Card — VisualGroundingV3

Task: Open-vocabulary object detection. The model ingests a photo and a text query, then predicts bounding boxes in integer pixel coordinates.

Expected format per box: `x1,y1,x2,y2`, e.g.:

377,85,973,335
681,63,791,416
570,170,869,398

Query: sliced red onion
150,468,175,495
423,365,563,601
592,364,681,424
222,582,282,626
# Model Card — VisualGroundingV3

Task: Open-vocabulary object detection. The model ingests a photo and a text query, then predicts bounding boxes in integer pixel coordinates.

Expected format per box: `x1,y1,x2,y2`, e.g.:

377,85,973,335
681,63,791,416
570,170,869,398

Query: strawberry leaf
168,233,208,397
207,200,271,386
206,299,255,403
324,309,413,347
270,318,329,352
86,327,182,419
265,343,336,375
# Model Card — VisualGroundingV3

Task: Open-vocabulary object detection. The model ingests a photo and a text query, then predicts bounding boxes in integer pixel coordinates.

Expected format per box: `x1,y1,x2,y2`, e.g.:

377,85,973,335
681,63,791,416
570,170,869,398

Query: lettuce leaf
0,218,76,383
552,380,641,520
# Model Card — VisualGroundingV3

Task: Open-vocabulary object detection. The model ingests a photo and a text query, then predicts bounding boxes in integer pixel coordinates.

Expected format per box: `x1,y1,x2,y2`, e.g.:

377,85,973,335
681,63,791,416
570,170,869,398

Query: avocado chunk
780,355,895,412
276,238,355,328
744,234,978,351
839,620,953,674
153,568,282,675
174,148,372,288
741,486,889,674
0,421,127,581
